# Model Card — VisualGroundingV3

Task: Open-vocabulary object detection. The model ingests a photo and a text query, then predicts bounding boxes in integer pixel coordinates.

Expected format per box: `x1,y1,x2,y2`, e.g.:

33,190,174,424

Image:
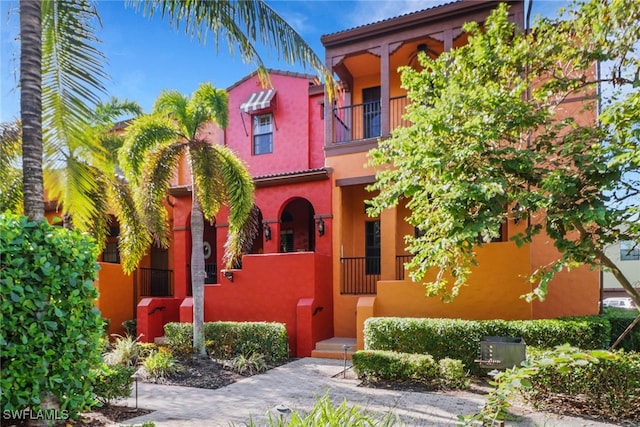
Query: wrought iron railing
340,256,380,295
186,263,218,296
332,96,409,144
395,254,414,281
139,268,174,297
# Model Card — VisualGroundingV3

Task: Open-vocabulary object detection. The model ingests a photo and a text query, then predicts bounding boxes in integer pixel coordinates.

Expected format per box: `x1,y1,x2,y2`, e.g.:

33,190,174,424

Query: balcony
139,267,174,297
331,96,410,145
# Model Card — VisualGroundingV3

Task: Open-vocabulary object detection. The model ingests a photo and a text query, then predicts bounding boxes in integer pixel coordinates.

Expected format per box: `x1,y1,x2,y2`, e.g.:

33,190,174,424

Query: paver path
120,357,620,426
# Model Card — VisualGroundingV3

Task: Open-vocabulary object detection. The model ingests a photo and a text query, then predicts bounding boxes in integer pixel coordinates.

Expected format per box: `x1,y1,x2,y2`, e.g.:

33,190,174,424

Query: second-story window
253,113,273,155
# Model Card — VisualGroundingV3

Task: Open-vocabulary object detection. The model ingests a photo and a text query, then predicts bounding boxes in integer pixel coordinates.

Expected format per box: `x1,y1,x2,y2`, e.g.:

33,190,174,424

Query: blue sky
0,0,565,122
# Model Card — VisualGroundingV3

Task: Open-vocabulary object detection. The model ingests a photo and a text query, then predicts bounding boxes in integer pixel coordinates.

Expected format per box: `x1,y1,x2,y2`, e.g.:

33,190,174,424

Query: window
620,241,640,261
365,221,381,275
102,224,120,263
253,113,273,155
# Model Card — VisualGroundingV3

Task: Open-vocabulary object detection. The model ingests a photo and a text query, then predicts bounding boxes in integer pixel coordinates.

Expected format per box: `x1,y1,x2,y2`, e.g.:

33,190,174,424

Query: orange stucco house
317,0,600,353
64,0,599,355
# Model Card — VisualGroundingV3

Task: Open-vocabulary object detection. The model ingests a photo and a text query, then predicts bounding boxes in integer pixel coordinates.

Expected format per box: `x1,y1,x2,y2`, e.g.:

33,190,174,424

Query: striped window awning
240,89,276,113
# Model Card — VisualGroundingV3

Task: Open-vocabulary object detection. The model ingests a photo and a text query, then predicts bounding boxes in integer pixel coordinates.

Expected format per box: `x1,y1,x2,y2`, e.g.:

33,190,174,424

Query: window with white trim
620,241,640,261
253,113,273,155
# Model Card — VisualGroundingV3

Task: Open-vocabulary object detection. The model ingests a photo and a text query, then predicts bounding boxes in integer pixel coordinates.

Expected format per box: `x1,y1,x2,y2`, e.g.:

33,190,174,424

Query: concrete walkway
119,357,620,427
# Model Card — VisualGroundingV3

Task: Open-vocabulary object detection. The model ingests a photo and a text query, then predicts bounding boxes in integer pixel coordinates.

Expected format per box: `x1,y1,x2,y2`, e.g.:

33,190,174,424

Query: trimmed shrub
364,317,610,374
164,321,289,364
91,364,135,405
603,307,640,351
352,350,440,384
523,348,640,422
0,213,104,416
438,358,470,389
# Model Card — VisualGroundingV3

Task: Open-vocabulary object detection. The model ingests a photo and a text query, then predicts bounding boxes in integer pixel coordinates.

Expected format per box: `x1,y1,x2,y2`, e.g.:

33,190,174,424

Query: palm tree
19,0,44,221
17,0,335,225
120,83,255,355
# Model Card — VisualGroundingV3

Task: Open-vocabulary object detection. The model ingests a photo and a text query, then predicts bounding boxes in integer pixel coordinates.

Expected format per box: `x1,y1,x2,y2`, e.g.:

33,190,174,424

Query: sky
0,0,566,123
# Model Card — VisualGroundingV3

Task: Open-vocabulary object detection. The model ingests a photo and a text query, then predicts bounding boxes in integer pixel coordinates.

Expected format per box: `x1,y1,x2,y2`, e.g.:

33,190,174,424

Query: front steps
311,337,357,360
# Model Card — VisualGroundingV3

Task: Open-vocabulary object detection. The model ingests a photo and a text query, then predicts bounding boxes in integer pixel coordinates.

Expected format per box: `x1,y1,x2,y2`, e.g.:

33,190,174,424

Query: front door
362,86,381,139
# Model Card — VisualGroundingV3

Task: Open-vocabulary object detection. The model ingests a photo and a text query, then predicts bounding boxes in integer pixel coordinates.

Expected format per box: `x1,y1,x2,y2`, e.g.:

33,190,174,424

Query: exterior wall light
264,223,272,241
316,218,325,237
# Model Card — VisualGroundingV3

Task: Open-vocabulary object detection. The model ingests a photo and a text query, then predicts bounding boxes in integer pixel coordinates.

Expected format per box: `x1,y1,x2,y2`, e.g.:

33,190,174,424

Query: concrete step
311,337,356,360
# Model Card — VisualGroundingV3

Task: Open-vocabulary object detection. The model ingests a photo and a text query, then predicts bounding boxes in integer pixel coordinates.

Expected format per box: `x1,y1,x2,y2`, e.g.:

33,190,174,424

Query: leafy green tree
368,1,640,314
120,83,255,355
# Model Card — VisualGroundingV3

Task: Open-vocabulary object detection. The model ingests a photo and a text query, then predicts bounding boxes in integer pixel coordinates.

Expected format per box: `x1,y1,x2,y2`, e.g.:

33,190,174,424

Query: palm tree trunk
20,0,44,222
190,191,207,356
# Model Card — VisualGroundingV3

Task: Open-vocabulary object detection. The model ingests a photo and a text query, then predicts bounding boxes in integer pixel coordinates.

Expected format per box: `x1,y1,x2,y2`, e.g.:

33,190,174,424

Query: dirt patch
149,355,247,389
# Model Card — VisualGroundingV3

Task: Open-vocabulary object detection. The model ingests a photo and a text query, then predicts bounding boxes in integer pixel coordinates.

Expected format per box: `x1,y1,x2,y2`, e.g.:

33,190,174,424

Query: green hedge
0,213,104,416
603,308,640,351
364,317,611,374
352,350,468,389
164,321,289,364
523,348,640,421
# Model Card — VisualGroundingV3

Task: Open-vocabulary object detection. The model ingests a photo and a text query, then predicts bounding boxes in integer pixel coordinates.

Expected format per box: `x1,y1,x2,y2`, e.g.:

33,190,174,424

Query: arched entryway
279,198,316,252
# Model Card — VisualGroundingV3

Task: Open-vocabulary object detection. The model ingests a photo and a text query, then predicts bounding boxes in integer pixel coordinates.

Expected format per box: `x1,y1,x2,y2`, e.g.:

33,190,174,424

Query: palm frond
108,176,152,273
41,0,108,156
188,141,225,220
120,114,179,181
133,142,184,247
152,90,191,135
190,83,229,131
94,97,143,127
136,0,337,98
43,155,104,232
210,145,255,268
0,122,23,209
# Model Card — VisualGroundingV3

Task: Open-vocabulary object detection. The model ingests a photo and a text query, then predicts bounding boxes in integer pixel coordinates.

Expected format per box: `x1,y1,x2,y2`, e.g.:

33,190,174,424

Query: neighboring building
319,0,600,351
137,70,334,357
602,238,640,299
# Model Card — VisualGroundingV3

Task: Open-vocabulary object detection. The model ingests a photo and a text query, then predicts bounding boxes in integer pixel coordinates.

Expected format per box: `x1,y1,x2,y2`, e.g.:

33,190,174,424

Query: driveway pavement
119,357,621,427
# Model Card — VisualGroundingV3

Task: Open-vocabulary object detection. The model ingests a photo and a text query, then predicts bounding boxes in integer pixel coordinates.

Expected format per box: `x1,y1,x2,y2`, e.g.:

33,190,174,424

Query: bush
103,334,141,367
603,307,640,351
438,358,470,389
230,353,267,376
364,317,610,374
247,392,400,426
164,321,289,364
122,319,137,337
142,348,181,382
523,348,640,421
91,364,135,405
0,213,104,416
353,350,440,385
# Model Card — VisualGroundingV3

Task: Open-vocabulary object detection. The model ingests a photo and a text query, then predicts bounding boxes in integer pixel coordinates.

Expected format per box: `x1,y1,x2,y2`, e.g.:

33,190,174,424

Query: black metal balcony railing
395,254,414,281
340,257,380,295
332,96,409,144
139,267,174,297
186,263,218,296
